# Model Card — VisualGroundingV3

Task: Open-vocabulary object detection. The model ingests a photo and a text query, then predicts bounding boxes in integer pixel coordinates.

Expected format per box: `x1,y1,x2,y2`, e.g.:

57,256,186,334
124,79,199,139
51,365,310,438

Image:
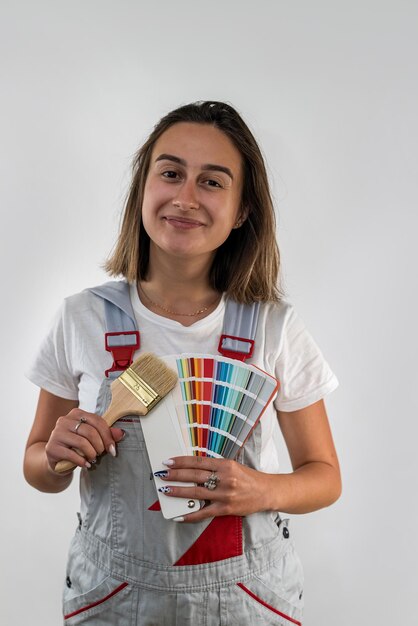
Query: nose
172,181,200,210
172,199,200,210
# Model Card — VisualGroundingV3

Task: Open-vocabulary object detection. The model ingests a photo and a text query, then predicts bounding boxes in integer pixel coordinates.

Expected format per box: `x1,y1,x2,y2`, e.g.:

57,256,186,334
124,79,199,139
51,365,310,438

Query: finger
47,441,93,471
49,409,121,474
163,456,220,471
157,484,222,501
52,449,91,472
155,468,219,485
69,410,117,456
110,427,125,442
177,503,221,524
71,424,107,457
48,429,99,462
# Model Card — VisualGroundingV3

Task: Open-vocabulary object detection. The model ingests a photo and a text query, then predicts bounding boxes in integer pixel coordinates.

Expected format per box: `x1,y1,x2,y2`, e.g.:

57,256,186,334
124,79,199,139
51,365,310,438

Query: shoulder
256,299,323,362
58,281,124,329
258,299,294,320
258,302,339,410
45,283,112,365
249,300,298,367
62,288,97,312
257,299,296,338
62,280,126,312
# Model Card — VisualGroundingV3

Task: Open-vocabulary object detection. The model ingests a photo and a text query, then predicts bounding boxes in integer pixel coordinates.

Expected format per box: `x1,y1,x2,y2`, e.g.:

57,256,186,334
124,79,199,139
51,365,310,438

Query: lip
162,215,205,229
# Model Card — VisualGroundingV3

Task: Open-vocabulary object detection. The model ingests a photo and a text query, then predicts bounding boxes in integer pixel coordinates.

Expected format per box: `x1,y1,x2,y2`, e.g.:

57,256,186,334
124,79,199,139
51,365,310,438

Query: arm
24,389,124,493
271,399,342,513
24,390,78,493
156,399,341,521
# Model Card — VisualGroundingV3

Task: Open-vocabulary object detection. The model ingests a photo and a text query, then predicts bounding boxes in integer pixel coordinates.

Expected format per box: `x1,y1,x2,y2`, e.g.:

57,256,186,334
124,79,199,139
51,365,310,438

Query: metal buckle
105,331,140,377
218,334,254,362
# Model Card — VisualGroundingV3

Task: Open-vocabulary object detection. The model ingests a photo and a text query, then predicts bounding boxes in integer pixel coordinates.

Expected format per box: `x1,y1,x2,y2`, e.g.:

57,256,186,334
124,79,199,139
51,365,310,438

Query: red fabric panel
148,499,161,511
174,515,242,566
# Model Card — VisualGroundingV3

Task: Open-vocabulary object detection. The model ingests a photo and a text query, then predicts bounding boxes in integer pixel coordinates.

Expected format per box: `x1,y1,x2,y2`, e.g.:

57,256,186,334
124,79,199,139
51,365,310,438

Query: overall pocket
234,581,302,626
62,533,133,625
63,579,131,624
224,523,304,626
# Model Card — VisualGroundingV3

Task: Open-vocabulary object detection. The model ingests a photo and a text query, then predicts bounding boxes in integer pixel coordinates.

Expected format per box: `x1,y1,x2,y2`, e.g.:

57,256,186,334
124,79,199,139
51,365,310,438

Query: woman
24,101,341,624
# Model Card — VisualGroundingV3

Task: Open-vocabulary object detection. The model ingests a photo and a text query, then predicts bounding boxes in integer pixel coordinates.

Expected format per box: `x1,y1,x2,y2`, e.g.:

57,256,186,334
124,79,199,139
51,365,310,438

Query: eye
162,170,180,180
202,178,223,188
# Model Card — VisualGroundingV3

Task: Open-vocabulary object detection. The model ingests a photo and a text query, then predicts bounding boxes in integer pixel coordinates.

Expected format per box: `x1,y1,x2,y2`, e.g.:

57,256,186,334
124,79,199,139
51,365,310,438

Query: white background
1,1,417,624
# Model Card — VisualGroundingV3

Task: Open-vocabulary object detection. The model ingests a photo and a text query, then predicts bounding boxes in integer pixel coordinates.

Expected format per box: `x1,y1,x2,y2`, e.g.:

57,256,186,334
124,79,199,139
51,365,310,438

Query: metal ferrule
119,369,160,409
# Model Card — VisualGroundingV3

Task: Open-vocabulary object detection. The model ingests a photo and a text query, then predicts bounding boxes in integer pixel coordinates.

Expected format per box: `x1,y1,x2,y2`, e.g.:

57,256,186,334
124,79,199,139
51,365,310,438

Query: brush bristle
128,353,178,397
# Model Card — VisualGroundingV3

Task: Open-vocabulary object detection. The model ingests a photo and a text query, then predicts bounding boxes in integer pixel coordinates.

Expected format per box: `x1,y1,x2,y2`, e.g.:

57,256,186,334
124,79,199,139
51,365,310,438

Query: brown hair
105,101,281,303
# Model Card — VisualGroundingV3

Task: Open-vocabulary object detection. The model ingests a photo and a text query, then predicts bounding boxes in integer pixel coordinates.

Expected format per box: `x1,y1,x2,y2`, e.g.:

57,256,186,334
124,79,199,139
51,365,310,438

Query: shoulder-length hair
105,101,281,303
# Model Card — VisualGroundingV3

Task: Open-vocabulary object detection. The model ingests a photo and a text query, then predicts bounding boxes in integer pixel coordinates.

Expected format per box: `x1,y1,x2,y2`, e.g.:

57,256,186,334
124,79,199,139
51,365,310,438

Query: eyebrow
155,153,234,180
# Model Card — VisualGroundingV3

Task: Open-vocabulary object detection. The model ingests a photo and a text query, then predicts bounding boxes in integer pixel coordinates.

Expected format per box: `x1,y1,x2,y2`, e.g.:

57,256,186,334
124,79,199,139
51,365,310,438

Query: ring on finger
74,416,87,433
203,471,219,491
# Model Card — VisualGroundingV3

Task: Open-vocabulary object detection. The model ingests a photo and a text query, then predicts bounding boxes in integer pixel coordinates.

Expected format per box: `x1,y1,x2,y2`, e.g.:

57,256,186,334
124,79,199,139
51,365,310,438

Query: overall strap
89,281,140,378
89,281,260,373
218,300,260,362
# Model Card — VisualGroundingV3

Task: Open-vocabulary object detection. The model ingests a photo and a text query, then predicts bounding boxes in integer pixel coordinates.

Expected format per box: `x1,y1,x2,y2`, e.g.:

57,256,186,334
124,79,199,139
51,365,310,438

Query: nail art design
109,444,116,458
158,486,172,494
154,470,168,478
162,459,174,466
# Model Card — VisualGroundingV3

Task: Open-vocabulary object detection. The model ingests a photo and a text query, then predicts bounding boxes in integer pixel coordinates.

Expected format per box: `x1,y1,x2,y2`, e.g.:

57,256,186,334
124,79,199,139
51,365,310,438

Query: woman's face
141,122,244,266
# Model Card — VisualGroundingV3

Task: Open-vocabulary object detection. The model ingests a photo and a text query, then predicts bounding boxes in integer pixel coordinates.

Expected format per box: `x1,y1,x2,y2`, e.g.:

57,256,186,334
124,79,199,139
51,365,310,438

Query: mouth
162,215,205,229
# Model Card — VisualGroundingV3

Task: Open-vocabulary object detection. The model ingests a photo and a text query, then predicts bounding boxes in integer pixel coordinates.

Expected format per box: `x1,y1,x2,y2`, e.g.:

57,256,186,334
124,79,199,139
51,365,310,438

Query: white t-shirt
26,283,338,473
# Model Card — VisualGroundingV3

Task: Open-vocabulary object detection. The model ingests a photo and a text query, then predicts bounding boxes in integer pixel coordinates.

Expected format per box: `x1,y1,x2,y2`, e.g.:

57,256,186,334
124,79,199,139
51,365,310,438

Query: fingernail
162,459,174,466
109,444,116,458
119,429,126,440
85,461,92,469
154,470,168,478
90,459,97,465
173,516,184,522
158,486,172,494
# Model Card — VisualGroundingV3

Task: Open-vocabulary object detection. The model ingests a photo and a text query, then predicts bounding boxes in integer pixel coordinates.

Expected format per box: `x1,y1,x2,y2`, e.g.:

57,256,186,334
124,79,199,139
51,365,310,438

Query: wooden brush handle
54,378,150,474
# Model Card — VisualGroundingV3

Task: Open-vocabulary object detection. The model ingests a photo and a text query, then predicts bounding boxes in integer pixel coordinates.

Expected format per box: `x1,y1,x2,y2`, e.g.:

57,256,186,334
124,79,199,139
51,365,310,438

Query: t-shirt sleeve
274,306,338,412
25,301,80,401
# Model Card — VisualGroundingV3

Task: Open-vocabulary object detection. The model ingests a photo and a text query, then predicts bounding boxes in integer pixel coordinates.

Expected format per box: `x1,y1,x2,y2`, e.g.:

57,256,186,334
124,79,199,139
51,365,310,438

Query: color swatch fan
171,354,279,459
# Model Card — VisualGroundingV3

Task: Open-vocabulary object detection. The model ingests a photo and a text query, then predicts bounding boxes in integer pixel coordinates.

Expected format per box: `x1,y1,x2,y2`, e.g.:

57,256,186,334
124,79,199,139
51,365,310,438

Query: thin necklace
139,284,220,317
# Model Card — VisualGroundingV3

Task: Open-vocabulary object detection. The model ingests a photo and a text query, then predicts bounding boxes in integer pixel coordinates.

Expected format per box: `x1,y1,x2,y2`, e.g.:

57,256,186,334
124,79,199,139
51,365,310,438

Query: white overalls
61,284,304,625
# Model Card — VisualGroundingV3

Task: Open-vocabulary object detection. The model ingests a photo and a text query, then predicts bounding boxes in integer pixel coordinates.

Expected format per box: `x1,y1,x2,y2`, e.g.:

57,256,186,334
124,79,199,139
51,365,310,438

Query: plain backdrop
1,1,417,624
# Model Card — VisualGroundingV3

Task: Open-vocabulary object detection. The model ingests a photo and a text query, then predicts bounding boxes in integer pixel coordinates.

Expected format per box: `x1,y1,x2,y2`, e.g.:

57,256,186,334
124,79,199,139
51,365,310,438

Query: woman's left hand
157,456,272,522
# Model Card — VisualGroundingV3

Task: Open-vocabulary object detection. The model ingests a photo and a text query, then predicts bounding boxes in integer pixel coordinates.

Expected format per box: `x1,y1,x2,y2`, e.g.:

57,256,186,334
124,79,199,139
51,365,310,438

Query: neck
138,247,221,324
147,246,216,299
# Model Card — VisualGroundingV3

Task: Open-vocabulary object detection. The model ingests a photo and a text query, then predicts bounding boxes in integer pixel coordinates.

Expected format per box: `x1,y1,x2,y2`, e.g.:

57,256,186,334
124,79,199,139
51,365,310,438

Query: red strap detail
237,583,302,625
148,499,161,511
105,331,140,377
174,515,242,566
218,334,255,362
64,582,128,620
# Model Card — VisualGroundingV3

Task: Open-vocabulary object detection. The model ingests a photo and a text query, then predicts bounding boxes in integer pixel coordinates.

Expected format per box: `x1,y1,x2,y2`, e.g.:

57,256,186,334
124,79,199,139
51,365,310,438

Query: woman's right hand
25,390,125,492
45,408,125,473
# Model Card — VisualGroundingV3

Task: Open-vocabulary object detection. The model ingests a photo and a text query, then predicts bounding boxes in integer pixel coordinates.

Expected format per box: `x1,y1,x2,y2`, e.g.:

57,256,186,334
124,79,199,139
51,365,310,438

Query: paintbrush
54,353,178,473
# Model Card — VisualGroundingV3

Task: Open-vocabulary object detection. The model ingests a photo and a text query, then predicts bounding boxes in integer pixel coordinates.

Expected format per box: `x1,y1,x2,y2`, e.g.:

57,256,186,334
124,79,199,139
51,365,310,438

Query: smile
162,216,205,229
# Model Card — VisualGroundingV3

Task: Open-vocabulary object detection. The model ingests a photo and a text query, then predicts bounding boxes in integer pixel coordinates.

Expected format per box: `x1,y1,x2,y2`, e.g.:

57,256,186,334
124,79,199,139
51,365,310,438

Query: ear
233,206,249,229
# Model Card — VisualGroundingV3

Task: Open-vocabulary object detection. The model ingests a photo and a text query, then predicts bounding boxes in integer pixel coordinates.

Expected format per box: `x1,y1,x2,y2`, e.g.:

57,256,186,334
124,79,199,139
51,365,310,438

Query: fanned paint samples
171,354,279,459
